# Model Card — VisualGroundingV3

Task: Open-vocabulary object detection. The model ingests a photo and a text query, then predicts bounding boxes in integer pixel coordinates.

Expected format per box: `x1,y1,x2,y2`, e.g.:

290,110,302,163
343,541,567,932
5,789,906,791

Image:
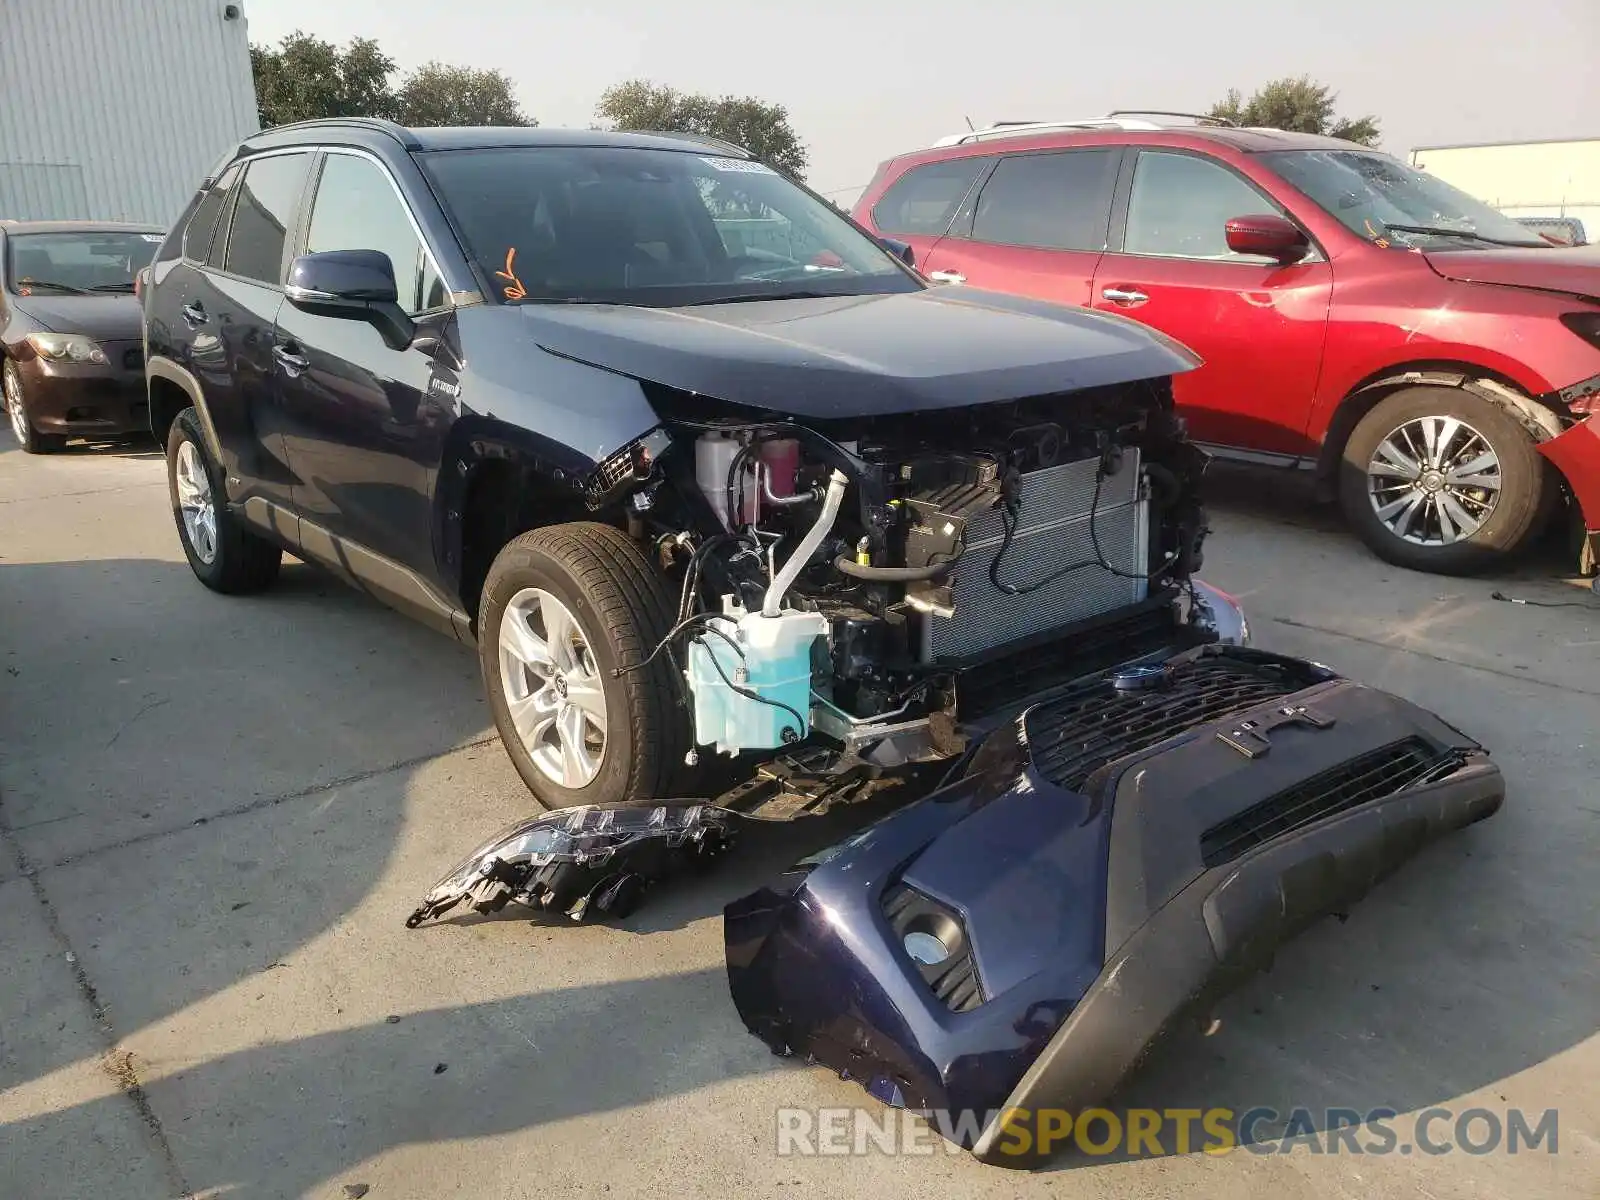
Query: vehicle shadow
0,968,779,1200
0,554,488,1087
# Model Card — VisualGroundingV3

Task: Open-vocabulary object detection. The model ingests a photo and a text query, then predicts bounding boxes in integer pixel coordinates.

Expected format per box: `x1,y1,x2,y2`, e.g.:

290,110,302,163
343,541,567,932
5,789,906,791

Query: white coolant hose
763,468,849,617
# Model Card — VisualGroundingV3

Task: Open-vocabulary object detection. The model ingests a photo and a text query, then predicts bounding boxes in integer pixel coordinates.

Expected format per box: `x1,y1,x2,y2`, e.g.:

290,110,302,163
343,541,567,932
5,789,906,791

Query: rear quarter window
872,157,992,237
181,163,241,263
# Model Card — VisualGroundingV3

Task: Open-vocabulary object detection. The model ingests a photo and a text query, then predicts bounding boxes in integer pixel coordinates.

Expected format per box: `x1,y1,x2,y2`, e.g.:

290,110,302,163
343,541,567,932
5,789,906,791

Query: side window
969,150,1119,251
1124,151,1281,261
872,157,991,238
181,164,240,263
305,153,441,314
223,153,312,285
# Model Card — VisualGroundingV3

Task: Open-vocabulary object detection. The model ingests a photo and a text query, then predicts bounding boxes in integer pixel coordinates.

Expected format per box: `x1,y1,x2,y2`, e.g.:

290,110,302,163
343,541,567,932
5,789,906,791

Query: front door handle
1101,286,1149,306
181,302,208,326
927,269,966,284
272,344,310,376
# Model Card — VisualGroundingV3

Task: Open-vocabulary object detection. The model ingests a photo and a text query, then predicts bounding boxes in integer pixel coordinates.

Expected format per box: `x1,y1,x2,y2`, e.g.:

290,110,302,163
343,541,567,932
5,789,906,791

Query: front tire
480,522,695,810
5,359,66,453
1339,386,1549,575
166,407,282,593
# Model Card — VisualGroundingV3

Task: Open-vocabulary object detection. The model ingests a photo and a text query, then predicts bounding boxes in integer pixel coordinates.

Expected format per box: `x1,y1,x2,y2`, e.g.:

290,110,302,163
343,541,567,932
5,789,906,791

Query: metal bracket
1218,703,1336,759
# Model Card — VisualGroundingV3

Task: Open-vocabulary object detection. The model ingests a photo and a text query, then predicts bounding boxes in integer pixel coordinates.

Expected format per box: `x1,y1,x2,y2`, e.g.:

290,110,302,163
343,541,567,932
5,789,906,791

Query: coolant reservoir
686,599,827,756
695,433,757,529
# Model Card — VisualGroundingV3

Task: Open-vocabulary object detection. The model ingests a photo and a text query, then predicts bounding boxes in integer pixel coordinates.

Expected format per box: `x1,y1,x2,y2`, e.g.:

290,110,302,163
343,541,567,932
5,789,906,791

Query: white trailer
0,0,259,227
1410,138,1600,244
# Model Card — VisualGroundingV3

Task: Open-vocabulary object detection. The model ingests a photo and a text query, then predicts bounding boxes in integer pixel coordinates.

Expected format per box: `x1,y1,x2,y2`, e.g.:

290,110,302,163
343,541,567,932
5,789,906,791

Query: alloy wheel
498,587,609,788
1366,415,1502,546
174,439,218,564
5,366,27,444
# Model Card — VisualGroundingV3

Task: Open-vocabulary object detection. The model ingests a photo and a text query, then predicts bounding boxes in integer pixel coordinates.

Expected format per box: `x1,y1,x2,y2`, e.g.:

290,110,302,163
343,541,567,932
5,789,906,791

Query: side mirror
1224,214,1310,263
879,237,915,269
286,249,415,350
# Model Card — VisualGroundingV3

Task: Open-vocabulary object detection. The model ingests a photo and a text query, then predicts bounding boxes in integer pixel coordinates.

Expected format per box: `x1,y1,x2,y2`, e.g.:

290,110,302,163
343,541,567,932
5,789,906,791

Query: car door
271,149,453,587
858,155,995,271
918,147,1121,306
1093,148,1333,456
185,151,315,513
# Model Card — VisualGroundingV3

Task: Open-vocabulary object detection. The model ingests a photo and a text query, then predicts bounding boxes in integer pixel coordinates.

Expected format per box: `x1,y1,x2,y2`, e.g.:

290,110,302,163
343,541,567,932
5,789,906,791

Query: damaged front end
724,645,1505,1166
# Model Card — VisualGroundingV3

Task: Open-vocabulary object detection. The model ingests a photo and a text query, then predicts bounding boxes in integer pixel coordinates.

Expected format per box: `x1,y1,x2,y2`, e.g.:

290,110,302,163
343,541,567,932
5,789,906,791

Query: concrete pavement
1,437,1596,1199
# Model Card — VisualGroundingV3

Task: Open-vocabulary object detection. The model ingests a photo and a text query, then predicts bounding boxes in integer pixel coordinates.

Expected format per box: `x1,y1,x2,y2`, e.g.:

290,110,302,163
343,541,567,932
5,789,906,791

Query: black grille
123,347,144,371
584,449,634,505
1025,656,1298,792
1200,738,1460,867
882,883,983,1013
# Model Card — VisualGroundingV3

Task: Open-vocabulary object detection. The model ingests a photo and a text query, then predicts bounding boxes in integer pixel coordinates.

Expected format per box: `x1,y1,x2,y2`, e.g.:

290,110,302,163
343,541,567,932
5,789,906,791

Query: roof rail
253,116,419,149
1107,109,1237,127
931,109,1235,147
633,129,752,157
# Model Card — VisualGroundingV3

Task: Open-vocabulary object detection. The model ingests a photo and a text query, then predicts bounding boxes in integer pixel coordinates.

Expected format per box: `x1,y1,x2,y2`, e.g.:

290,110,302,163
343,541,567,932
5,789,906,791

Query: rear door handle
272,344,310,376
927,269,966,284
181,302,208,326
1101,286,1149,306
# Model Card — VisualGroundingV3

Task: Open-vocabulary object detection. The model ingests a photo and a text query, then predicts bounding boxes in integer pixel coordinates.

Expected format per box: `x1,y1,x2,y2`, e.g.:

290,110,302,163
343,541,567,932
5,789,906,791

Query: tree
394,63,533,127
1209,76,1380,146
250,34,533,130
595,80,808,177
251,32,397,128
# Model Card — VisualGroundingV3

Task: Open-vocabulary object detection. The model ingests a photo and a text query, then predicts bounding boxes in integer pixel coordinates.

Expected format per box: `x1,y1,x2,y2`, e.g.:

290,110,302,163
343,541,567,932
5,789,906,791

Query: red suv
854,114,1600,576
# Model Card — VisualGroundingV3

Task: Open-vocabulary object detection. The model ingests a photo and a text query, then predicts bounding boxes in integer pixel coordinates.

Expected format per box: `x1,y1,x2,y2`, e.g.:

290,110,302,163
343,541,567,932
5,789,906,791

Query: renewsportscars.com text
775,1105,1560,1158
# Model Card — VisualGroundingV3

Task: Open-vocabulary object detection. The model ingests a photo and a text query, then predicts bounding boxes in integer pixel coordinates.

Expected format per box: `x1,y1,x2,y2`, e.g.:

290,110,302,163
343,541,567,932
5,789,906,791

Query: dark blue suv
148,121,1505,1163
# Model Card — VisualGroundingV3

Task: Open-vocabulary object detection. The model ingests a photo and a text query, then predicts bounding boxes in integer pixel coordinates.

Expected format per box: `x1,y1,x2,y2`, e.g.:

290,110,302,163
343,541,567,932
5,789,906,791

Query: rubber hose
832,554,956,582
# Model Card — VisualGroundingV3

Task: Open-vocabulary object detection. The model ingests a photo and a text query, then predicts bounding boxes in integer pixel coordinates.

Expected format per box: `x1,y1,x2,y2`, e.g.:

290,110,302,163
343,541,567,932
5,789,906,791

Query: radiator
923,451,1148,662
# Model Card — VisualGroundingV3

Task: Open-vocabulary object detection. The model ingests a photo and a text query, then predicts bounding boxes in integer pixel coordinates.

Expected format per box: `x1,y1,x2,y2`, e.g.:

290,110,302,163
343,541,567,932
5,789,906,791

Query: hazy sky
243,0,1599,204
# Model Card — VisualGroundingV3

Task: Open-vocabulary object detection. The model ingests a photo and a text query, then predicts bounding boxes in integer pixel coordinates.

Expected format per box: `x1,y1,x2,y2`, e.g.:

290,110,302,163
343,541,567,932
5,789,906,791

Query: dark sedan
2,220,163,452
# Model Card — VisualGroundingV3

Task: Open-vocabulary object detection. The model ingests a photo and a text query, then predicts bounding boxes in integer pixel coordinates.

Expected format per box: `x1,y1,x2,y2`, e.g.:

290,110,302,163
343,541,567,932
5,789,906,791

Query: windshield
5,231,162,295
418,145,918,305
1261,150,1549,250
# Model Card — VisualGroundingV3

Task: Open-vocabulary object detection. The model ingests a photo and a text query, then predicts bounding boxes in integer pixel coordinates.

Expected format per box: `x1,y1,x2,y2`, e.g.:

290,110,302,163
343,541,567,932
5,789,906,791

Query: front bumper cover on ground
406,646,1504,1168
723,647,1504,1166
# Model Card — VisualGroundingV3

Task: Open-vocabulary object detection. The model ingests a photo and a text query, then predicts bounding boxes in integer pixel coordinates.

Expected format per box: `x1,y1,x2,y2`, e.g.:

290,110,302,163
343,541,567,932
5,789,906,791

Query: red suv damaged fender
1539,415,1600,551
854,120,1600,576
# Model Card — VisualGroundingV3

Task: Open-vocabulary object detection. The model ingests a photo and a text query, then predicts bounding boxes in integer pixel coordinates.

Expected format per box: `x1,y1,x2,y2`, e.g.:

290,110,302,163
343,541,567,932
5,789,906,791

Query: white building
0,0,259,227
1410,138,1600,244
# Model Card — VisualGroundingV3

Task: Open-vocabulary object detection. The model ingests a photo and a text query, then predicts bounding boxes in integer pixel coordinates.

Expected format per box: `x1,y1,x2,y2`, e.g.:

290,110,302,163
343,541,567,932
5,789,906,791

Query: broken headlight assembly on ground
407,377,1503,1166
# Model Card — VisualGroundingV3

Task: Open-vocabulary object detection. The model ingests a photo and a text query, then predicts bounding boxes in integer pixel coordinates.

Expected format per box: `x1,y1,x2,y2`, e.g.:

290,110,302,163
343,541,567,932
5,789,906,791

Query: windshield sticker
700,156,775,175
141,234,163,242
495,246,528,301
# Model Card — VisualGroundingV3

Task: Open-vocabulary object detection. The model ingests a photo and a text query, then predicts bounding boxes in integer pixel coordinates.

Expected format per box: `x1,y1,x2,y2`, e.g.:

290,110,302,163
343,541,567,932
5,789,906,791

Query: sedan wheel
1366,415,1501,547
499,587,609,789
5,366,26,443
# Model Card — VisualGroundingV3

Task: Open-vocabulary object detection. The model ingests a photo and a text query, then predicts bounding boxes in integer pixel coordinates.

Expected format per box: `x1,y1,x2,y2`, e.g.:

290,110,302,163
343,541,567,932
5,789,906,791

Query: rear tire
1339,386,1548,575
166,407,282,593
4,359,66,453
480,522,696,811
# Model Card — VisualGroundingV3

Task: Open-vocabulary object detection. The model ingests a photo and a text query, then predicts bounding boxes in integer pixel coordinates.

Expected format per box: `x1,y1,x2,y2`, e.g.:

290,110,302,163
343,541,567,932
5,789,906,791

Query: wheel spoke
1426,417,1461,468
1437,491,1481,541
507,686,559,745
1376,491,1426,536
541,602,577,673
564,677,607,723
499,611,551,671
1372,440,1422,480
556,704,597,787
1446,451,1500,489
